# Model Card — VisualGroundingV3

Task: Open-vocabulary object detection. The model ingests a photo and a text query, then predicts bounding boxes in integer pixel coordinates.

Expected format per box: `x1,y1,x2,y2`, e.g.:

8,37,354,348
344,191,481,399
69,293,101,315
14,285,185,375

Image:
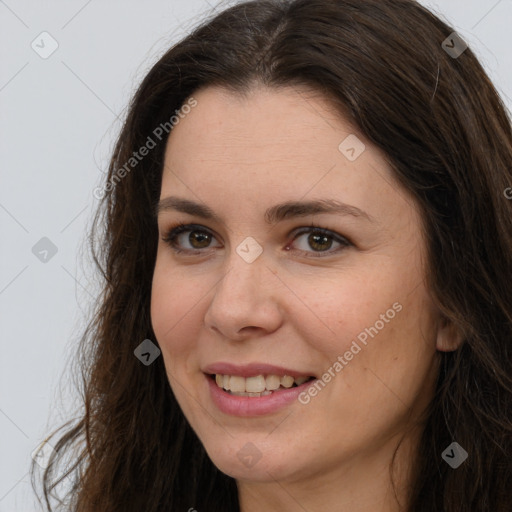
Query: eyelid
161,222,352,257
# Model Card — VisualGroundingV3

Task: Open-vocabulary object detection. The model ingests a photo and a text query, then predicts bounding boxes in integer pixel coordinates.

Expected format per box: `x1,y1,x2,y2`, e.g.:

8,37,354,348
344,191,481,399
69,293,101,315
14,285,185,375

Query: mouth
208,373,316,397
202,362,318,416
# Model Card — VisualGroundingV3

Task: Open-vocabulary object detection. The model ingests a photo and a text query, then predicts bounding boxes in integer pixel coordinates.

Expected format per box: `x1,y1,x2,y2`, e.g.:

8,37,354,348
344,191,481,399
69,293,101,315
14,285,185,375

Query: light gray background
1,0,511,510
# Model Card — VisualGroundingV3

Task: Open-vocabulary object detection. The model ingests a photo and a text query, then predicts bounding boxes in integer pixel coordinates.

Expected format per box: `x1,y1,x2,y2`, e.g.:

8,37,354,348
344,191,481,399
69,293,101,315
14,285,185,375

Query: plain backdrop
1,0,511,510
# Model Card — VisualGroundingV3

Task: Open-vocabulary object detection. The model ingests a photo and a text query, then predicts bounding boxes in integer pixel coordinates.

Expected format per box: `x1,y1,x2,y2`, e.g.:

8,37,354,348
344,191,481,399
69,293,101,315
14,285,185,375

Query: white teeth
214,373,311,393
280,375,295,388
231,390,273,397
229,375,246,393
265,375,281,390
245,375,266,393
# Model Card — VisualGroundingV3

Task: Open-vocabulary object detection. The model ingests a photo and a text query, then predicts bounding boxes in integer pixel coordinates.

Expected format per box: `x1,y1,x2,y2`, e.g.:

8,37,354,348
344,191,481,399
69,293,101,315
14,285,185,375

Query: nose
203,247,283,341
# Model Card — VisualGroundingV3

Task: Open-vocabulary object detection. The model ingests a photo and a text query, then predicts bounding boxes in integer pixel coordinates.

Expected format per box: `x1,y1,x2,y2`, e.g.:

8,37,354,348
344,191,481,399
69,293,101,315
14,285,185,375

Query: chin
203,440,302,483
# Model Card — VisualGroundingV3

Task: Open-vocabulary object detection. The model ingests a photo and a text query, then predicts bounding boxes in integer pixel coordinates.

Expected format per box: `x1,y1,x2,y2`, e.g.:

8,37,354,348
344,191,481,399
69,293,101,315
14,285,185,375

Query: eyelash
161,222,352,258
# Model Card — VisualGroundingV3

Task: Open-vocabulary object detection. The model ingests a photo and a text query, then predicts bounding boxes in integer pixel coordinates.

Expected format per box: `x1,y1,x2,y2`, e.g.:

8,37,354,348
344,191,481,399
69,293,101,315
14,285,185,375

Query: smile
202,363,318,416
212,373,314,397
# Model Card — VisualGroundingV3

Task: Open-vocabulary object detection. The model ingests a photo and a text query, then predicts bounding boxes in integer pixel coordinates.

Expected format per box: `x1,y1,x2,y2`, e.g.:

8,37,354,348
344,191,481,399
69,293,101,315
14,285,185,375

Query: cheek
150,263,202,369
296,272,401,355
326,289,437,418
304,268,437,394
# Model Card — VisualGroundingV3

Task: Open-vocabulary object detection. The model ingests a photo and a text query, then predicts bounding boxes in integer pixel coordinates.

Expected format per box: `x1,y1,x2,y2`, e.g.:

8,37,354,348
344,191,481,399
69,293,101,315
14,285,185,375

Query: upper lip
203,362,315,378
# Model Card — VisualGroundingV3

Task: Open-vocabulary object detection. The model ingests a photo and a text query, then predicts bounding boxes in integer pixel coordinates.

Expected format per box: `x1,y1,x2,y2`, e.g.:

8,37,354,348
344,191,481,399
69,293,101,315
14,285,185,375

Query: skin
150,85,461,512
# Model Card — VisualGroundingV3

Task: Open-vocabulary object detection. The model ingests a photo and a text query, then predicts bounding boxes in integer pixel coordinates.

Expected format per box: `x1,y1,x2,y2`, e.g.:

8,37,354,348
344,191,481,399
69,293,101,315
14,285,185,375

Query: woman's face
151,85,447,485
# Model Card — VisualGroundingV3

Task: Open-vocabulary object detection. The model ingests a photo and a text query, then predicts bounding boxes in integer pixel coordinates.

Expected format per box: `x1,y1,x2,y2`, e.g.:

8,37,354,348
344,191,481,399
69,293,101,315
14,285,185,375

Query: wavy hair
31,0,512,510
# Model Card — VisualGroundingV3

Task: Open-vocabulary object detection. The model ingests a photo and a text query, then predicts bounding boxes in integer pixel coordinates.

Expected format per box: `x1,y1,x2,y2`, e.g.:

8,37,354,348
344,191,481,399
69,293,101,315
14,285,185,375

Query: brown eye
289,226,351,257
162,223,220,253
187,230,212,249
162,223,351,258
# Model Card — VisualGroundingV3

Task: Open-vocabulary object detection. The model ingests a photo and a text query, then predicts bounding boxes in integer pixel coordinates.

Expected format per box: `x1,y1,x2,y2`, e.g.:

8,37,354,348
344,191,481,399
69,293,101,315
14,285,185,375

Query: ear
436,315,463,352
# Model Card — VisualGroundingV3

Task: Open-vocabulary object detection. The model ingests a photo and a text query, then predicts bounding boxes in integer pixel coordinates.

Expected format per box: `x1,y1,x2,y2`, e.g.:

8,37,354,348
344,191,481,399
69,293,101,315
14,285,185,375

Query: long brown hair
31,0,512,510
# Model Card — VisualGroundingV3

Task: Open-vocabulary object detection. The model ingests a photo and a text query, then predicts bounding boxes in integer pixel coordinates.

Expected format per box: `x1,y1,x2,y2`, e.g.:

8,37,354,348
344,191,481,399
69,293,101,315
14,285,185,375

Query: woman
32,0,512,510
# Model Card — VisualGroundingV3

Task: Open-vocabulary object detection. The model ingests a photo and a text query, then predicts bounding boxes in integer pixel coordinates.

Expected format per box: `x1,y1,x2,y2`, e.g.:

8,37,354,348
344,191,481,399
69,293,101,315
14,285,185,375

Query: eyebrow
155,196,376,225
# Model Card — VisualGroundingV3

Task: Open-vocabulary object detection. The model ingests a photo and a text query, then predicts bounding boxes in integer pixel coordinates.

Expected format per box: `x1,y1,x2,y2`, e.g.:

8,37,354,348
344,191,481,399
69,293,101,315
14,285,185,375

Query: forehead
165,85,355,162
160,85,416,230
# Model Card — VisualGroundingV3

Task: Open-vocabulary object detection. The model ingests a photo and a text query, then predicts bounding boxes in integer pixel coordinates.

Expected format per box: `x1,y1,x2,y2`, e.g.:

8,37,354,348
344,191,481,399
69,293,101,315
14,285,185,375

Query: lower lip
206,374,316,417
